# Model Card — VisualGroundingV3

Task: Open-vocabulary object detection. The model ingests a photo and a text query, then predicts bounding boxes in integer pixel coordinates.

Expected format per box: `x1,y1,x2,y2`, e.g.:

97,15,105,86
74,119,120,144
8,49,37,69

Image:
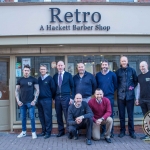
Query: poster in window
22,58,31,69
68,63,74,76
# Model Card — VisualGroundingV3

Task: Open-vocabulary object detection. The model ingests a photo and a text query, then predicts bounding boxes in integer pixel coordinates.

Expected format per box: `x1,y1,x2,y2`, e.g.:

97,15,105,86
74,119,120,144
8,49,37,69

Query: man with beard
135,61,150,140
88,89,113,143
116,56,137,139
95,59,117,138
73,63,97,103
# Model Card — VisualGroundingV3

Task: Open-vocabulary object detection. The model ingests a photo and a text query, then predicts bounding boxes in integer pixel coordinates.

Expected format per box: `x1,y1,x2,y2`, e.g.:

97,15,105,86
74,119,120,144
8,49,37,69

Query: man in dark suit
53,61,74,137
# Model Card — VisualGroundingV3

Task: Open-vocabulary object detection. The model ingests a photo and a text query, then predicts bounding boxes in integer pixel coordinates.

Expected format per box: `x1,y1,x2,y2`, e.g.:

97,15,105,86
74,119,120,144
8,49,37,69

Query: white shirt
41,74,48,80
101,69,110,75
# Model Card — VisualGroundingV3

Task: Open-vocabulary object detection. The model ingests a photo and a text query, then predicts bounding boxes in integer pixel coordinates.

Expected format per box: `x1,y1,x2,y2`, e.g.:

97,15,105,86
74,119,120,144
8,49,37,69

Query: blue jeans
20,103,36,132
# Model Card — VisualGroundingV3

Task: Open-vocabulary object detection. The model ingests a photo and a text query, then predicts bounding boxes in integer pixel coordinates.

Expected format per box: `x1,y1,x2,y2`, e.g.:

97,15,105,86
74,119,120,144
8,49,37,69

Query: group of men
15,56,150,145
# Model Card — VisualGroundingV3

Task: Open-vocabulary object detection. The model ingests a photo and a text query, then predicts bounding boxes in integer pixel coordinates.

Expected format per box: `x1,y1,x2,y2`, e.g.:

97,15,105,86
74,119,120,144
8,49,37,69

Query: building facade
0,1,150,131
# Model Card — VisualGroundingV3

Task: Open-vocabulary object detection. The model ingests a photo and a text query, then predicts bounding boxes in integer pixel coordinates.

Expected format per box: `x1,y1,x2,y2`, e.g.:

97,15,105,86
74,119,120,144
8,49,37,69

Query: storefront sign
40,8,110,32
1,5,150,35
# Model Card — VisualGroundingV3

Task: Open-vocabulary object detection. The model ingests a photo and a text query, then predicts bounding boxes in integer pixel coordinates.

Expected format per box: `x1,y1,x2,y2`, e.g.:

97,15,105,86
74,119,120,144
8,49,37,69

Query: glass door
0,58,10,130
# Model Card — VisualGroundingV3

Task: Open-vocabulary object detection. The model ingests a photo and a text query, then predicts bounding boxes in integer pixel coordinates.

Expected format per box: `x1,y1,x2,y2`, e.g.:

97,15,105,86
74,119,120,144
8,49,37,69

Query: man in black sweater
38,65,56,139
53,61,74,137
67,93,93,145
135,61,150,140
73,63,97,103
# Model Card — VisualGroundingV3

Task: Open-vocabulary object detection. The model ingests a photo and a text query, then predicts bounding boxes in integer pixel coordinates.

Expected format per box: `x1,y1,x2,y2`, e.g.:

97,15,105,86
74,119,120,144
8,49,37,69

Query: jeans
20,103,36,132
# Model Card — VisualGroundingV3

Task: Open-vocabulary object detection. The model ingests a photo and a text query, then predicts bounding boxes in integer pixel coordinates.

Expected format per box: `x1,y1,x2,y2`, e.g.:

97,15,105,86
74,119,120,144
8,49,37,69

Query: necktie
58,73,62,87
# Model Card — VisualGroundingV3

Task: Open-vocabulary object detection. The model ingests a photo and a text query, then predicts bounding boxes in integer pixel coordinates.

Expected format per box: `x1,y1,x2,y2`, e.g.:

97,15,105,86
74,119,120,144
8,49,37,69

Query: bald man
116,56,138,139
73,63,97,103
53,61,74,137
67,93,93,145
135,61,150,140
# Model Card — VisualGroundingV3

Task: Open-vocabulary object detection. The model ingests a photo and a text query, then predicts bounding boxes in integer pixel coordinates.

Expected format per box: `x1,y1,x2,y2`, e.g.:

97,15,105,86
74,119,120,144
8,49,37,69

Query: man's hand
75,116,83,124
31,100,36,106
69,99,74,105
96,119,103,125
17,100,23,107
135,99,139,106
53,99,55,104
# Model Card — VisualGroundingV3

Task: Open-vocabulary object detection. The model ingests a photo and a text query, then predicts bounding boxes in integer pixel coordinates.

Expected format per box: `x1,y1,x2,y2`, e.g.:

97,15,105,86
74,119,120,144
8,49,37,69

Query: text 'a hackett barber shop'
39,8,111,32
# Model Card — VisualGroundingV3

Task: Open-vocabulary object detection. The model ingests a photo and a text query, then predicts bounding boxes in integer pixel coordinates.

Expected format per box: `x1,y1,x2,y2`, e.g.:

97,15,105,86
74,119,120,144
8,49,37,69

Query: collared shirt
101,69,110,75
96,99,102,104
41,74,48,80
58,70,65,83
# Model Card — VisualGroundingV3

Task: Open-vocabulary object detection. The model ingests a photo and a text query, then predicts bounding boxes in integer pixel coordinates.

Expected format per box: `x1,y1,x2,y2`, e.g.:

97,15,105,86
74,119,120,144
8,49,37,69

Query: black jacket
115,66,138,100
53,71,75,99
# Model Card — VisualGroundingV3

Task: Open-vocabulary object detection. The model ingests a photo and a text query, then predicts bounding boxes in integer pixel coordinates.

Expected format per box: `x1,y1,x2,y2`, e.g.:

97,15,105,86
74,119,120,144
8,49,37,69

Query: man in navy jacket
73,63,97,103
38,65,56,139
53,61,74,137
116,56,138,139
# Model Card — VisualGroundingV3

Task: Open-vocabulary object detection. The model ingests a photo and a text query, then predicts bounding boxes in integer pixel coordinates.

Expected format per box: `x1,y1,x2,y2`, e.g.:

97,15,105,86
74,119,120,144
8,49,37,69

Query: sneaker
17,131,26,138
32,132,37,139
140,135,150,140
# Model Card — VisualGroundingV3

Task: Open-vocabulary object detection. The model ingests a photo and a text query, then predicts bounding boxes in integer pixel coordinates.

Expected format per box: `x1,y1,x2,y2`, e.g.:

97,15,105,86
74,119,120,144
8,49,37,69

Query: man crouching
88,88,113,143
67,93,93,145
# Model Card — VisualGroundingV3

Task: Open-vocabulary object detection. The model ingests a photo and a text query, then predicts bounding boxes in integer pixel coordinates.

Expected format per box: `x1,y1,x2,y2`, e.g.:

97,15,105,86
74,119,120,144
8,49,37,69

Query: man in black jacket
53,61,74,137
116,56,138,139
73,63,97,103
68,93,93,145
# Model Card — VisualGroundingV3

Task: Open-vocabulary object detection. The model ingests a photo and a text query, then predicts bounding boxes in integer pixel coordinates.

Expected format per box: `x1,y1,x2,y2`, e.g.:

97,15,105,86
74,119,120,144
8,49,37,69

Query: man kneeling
88,88,113,143
67,93,93,145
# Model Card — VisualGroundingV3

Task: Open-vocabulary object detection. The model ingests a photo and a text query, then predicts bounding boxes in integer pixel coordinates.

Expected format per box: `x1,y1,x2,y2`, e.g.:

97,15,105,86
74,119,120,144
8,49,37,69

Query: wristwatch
33,100,37,103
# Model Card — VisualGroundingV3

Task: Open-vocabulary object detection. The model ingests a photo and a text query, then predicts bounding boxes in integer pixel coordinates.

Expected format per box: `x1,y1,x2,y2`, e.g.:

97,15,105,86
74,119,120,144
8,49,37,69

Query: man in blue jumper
53,61,74,137
38,65,56,139
73,63,97,103
96,59,117,138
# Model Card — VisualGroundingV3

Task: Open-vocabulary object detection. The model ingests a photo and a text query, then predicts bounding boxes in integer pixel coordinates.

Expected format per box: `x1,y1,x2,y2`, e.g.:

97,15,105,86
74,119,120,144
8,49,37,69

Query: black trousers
117,99,134,134
68,118,93,139
38,98,52,135
140,100,150,116
55,96,70,132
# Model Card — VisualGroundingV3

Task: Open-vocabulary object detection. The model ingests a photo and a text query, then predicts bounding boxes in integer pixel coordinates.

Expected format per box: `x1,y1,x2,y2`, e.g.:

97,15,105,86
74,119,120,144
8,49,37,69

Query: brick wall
138,0,150,2
81,0,106,2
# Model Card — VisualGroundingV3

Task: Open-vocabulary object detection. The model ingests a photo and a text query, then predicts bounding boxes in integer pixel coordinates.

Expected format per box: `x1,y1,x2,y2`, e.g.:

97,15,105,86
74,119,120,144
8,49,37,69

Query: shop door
0,58,10,130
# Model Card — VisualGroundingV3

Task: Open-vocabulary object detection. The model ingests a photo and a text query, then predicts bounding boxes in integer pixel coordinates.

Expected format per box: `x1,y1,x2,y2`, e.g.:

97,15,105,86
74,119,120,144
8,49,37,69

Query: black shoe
118,132,125,138
38,132,45,136
110,133,114,138
105,138,111,143
129,133,136,139
44,134,51,139
68,133,73,139
73,131,79,140
86,139,92,145
140,135,150,140
57,131,65,137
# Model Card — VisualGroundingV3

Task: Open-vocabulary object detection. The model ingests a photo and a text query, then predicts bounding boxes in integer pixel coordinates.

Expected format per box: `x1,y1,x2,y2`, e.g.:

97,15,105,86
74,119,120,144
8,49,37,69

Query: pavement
0,132,150,150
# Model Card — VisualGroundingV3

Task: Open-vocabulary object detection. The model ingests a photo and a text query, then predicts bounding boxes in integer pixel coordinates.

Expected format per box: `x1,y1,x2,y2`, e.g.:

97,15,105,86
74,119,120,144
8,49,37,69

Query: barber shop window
67,55,150,120
15,56,64,121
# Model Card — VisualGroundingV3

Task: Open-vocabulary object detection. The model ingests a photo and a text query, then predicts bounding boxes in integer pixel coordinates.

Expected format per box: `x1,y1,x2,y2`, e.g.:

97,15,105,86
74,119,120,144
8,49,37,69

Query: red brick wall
138,0,150,2
4,0,14,2
81,0,106,2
